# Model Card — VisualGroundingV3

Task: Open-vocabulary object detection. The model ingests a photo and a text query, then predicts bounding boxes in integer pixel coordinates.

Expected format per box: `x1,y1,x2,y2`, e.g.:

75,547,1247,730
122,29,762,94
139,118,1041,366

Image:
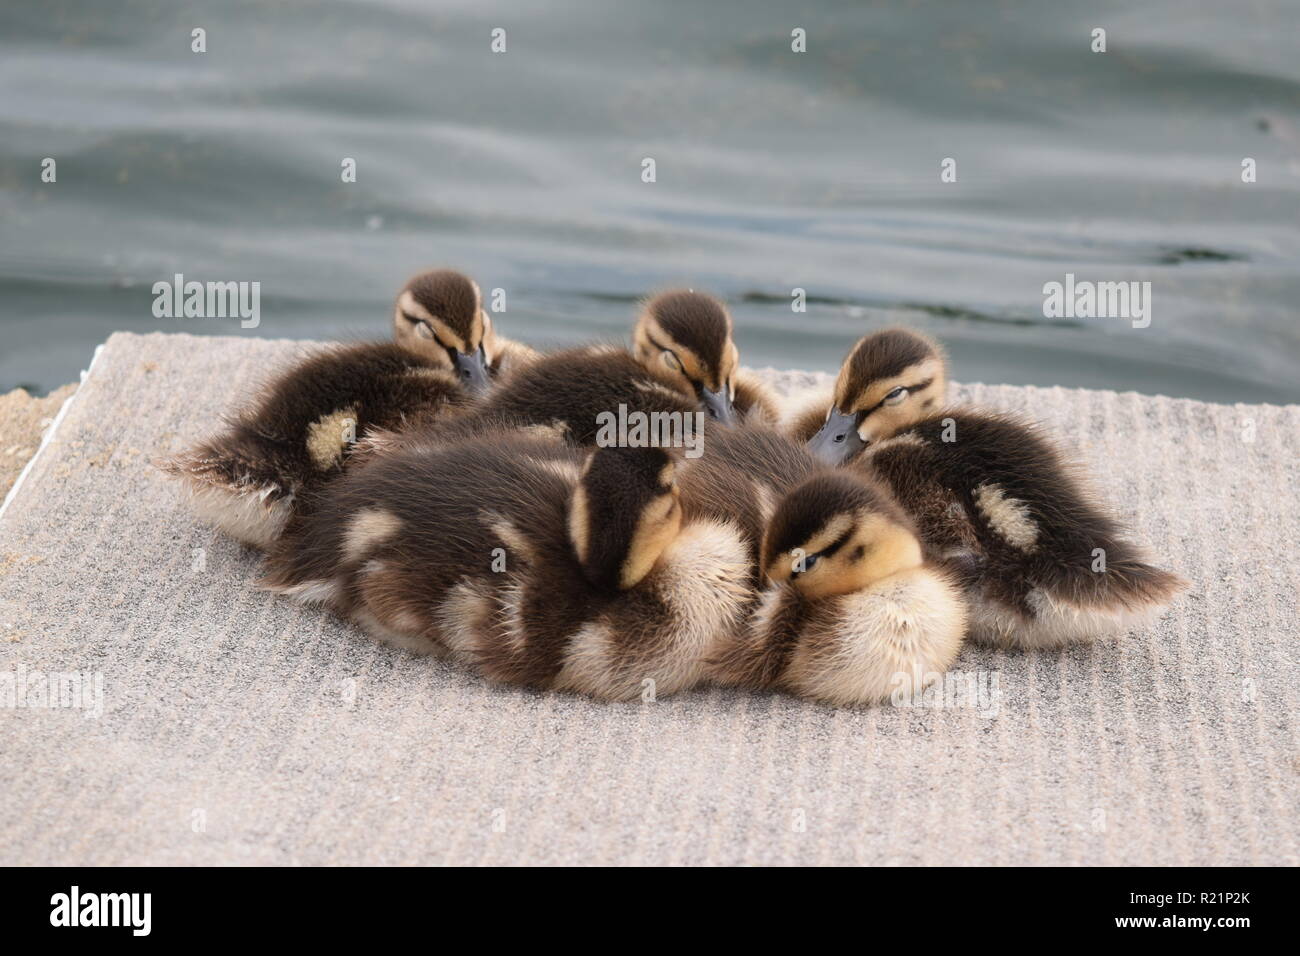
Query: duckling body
859,410,1186,649
730,371,781,425
803,327,1184,648
158,342,474,549
708,471,967,706
261,436,753,700
159,269,537,549
676,423,820,578
448,345,700,445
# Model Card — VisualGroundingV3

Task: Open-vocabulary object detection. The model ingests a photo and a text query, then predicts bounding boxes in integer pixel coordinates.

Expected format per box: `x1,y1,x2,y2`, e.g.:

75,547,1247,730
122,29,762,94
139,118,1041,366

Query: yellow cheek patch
716,342,739,391
851,518,923,586
639,317,709,385
842,358,945,415
788,515,923,600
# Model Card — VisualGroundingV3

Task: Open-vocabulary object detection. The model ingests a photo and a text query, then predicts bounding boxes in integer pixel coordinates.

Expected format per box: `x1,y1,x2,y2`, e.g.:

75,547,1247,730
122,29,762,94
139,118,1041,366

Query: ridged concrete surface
1,332,1295,865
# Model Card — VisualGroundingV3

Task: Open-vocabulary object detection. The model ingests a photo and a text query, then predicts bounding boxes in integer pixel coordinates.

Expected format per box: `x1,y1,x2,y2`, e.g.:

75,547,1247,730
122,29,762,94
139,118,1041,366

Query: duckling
415,290,779,446
804,328,1185,647
793,327,948,459
156,342,477,549
629,290,779,425
158,269,541,549
392,268,539,387
260,437,753,701
859,410,1186,649
706,470,967,707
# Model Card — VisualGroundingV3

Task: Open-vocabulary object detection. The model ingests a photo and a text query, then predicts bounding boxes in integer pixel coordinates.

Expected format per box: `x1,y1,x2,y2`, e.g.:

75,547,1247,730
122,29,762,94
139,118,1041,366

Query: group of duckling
159,268,1185,707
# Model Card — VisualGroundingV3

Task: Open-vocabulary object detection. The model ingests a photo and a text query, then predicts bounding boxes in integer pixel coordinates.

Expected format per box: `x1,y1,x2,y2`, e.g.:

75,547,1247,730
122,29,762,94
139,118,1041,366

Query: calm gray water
2,0,1298,402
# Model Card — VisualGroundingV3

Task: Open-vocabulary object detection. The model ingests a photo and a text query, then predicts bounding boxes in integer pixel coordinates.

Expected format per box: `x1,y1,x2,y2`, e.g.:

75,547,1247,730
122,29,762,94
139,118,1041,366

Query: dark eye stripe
818,526,855,560
861,377,933,417
646,331,707,384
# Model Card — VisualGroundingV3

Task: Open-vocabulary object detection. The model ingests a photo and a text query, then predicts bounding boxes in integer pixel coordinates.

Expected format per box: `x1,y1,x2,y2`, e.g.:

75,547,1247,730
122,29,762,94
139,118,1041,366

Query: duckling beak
452,345,492,394
699,386,736,425
808,408,867,465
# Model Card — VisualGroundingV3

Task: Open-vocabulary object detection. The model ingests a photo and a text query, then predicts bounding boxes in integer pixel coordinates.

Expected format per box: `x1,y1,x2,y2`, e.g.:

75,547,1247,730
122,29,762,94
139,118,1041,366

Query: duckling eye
791,551,820,577
884,386,909,406
414,320,435,340
661,350,683,373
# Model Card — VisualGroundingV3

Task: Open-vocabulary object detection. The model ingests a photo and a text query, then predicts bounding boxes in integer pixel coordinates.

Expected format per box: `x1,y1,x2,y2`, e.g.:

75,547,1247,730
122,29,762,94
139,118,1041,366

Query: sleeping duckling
159,269,525,548
630,290,779,424
707,470,967,707
419,290,779,445
392,268,539,387
260,437,753,701
801,328,1185,647
157,342,476,549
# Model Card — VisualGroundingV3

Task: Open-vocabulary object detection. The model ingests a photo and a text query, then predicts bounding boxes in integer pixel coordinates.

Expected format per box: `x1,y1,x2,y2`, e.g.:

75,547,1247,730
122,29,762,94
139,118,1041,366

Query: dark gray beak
699,386,736,425
452,345,492,394
808,408,867,465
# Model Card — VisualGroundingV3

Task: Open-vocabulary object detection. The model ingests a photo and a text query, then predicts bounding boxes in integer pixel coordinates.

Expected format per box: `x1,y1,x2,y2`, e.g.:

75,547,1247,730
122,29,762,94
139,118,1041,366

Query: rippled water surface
2,0,1298,401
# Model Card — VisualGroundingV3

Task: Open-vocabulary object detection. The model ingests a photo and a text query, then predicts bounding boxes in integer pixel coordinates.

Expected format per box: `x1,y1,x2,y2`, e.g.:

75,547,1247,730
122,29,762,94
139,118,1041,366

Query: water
2,0,1298,403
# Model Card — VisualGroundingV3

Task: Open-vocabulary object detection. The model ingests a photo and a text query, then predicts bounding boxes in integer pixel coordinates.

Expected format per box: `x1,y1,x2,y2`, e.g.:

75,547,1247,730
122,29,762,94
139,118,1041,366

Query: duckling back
262,434,754,700
466,346,699,445
677,423,820,576
863,410,1186,649
157,342,476,549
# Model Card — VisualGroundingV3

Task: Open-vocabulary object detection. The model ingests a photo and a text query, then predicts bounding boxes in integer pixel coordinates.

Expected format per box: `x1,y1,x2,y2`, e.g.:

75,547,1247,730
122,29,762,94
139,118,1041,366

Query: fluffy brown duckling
860,410,1186,649
707,470,967,707
800,328,1185,648
261,437,753,700
159,269,526,549
629,289,778,425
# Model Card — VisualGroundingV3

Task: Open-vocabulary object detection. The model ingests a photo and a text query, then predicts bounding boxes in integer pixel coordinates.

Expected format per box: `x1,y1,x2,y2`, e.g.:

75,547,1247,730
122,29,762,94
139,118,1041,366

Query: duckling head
568,445,683,591
632,290,740,424
808,328,947,465
393,269,494,393
761,471,922,600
